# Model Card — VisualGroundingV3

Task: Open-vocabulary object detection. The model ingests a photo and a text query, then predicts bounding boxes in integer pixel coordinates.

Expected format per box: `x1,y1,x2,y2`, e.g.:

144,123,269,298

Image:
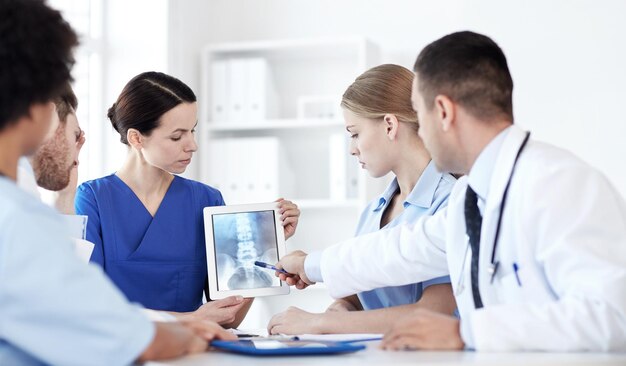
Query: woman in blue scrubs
76,72,300,327
268,64,456,334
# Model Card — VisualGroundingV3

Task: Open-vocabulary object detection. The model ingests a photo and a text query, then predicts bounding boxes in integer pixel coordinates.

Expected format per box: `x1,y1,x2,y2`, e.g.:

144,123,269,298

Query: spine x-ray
212,210,281,290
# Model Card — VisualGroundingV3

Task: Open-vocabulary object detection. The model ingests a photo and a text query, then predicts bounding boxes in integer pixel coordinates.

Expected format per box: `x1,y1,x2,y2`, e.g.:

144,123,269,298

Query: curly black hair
0,0,78,131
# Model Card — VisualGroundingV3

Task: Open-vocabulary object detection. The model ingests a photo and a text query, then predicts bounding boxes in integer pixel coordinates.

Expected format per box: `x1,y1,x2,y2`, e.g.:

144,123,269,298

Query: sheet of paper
296,333,383,342
231,328,268,337
62,214,88,240
233,329,382,343
73,238,94,263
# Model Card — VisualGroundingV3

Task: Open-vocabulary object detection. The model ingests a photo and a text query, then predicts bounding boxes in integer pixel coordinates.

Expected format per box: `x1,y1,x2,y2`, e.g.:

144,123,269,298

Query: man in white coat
274,31,626,352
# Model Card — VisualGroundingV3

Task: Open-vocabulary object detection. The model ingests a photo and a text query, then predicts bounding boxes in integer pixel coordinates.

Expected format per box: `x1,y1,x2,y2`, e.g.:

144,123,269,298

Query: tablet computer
210,339,366,356
203,202,289,300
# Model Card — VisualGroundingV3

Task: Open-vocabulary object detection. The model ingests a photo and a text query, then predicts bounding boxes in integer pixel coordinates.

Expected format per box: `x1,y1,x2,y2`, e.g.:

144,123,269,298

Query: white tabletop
147,341,626,366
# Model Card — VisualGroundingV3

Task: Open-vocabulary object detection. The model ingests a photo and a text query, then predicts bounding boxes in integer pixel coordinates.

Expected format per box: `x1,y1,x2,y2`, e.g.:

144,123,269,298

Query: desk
147,342,626,366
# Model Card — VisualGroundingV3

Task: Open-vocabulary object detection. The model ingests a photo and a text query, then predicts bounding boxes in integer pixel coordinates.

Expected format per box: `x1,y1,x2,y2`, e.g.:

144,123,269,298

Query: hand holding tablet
275,198,300,240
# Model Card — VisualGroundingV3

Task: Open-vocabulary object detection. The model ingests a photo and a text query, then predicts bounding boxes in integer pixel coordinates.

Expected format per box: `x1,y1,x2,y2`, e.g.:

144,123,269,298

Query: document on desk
296,333,382,343
232,329,382,343
63,214,88,239
231,328,268,337
62,215,95,262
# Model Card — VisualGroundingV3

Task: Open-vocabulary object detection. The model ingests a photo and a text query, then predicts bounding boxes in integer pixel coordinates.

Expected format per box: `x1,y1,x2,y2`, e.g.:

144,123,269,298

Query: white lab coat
319,125,626,351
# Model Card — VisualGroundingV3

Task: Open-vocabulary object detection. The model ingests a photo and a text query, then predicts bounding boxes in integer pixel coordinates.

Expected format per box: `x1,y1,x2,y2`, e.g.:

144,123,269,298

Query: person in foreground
75,71,300,327
275,31,626,351
268,64,456,335
0,1,235,365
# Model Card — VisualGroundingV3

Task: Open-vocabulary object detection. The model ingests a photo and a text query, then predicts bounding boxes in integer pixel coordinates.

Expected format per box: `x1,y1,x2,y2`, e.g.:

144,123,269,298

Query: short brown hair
413,31,513,121
54,82,78,124
341,64,418,128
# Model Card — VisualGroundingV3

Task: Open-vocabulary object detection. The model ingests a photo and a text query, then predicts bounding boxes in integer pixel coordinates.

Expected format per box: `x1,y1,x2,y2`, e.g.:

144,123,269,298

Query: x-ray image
212,210,281,291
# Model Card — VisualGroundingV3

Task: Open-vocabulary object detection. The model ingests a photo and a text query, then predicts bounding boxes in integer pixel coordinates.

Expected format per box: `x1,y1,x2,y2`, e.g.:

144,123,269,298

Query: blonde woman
268,64,457,335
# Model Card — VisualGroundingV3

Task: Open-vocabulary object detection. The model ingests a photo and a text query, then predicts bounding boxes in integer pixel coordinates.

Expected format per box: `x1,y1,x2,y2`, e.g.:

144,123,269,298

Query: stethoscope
455,131,531,296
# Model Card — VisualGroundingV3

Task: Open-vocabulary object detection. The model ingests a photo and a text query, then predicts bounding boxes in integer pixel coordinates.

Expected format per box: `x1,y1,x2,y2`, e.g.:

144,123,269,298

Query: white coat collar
483,124,530,215
467,127,511,205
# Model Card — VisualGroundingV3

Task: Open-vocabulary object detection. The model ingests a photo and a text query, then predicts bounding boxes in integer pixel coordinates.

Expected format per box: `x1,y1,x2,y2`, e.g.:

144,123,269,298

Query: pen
512,262,522,286
266,334,300,341
254,260,289,274
237,334,300,341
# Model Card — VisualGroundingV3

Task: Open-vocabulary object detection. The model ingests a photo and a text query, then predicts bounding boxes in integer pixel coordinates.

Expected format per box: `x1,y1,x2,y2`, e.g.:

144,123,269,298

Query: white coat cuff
304,250,324,283
460,313,477,350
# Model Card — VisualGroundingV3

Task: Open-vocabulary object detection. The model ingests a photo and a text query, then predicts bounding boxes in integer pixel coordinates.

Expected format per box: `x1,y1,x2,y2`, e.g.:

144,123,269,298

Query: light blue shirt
354,161,455,310
0,177,154,366
467,126,512,214
17,157,40,198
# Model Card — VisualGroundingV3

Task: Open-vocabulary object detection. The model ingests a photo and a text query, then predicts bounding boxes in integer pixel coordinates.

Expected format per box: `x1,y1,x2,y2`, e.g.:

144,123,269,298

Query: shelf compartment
207,118,344,132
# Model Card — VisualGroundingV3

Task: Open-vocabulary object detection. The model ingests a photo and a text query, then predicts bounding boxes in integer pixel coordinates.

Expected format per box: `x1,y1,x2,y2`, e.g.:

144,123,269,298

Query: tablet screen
211,210,281,291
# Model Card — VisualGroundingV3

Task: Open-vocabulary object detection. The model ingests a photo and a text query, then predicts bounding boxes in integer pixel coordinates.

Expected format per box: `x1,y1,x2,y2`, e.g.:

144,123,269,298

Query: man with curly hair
0,1,235,364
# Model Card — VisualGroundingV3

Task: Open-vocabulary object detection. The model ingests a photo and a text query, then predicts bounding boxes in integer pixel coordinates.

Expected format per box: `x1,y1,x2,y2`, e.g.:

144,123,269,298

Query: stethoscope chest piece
488,261,500,284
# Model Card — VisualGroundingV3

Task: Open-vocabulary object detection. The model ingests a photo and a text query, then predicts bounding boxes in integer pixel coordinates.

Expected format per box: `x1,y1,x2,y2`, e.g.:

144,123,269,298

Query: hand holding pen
278,250,314,289
254,251,314,289
254,261,289,274
254,260,309,289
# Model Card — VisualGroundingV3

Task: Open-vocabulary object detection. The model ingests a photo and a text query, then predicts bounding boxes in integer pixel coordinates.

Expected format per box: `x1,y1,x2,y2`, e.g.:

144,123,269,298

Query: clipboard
210,339,366,356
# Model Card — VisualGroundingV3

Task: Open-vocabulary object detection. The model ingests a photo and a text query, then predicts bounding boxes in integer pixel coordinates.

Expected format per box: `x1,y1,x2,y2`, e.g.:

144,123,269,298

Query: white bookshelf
208,118,344,132
200,36,387,207
199,37,390,326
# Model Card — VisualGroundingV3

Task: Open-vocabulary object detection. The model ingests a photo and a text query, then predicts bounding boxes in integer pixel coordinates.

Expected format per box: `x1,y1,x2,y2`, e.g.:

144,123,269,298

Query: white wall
168,0,626,195
101,0,168,175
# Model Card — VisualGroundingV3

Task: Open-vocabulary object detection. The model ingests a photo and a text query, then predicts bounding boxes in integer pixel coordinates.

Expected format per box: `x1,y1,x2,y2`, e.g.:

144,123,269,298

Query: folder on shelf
345,145,359,199
204,137,293,204
204,139,231,201
328,133,360,201
328,133,347,200
211,60,229,122
228,58,248,123
212,57,278,124
247,58,278,121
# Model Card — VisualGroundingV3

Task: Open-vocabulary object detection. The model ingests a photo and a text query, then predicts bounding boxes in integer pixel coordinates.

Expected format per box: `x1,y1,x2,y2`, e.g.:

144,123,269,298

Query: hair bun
107,102,119,132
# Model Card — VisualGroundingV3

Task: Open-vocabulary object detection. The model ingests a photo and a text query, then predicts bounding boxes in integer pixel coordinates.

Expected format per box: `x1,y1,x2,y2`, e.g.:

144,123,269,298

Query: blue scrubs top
356,161,455,310
75,174,224,312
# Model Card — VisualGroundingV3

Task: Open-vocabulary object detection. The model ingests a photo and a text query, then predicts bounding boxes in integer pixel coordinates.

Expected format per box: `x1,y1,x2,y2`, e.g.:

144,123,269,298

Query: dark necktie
465,186,484,309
